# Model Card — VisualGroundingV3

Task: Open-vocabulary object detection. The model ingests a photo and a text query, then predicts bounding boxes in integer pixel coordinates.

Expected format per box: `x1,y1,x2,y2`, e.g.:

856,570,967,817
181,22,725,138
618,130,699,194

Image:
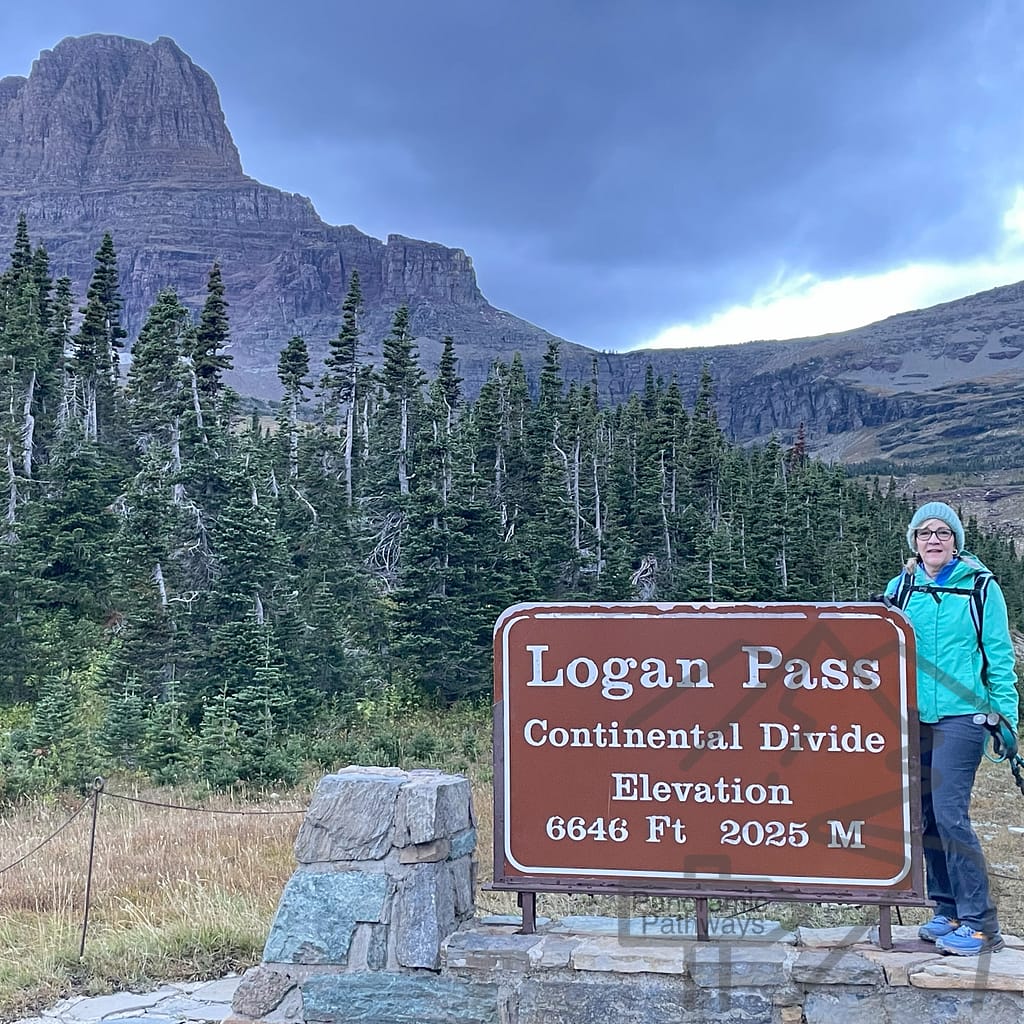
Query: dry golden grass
4,737,1024,1019
0,780,306,1019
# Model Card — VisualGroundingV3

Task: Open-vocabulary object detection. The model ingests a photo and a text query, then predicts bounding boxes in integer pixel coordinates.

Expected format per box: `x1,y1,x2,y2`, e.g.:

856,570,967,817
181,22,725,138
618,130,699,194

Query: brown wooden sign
492,602,924,902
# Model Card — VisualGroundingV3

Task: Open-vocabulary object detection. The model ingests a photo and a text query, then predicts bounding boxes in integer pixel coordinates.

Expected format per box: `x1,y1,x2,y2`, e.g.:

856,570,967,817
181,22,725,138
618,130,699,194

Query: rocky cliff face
0,34,242,186
3,34,1023,471
0,34,581,398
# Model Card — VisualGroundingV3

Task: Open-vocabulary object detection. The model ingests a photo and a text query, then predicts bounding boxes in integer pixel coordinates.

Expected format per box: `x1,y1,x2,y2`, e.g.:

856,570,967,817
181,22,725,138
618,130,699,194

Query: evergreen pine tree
322,271,364,503
377,305,424,497
72,233,127,443
277,335,312,480
126,288,191,448
193,262,233,403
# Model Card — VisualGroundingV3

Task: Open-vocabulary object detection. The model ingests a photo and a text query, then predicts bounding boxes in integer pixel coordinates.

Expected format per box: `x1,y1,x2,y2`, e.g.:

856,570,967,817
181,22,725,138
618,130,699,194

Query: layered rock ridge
0,34,571,398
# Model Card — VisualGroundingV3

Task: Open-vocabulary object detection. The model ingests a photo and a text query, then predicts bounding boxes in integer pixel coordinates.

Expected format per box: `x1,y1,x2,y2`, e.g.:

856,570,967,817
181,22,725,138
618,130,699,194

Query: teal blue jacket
886,553,1019,730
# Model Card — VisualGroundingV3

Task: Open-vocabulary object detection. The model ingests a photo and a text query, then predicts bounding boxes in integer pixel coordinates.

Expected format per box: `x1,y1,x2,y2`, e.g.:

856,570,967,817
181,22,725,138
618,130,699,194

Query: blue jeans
920,715,999,934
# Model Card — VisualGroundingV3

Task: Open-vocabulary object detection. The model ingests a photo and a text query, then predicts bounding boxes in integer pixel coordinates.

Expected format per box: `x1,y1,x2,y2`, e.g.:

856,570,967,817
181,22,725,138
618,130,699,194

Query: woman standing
886,501,1018,955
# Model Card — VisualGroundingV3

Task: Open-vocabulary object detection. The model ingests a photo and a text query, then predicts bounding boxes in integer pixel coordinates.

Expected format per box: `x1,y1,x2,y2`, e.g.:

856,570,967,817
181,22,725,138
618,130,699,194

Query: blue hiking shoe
918,914,959,942
935,924,1005,955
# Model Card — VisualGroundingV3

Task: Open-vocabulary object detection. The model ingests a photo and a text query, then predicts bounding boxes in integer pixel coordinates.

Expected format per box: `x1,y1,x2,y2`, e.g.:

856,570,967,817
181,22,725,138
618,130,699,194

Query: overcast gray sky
3,1,1024,351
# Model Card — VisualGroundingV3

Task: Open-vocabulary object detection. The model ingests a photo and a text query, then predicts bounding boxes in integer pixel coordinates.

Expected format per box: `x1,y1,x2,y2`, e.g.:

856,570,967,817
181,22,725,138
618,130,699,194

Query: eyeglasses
915,528,954,541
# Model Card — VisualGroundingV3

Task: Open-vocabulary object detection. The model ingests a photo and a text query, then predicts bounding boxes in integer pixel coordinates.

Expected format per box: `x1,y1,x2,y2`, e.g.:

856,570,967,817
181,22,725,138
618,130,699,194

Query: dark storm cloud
4,0,1024,347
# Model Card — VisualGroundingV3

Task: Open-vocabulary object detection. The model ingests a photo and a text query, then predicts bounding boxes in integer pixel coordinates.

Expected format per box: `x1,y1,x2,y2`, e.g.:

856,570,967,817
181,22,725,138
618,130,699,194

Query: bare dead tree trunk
398,396,410,496
170,416,185,505
660,450,673,567
494,395,506,523
343,399,355,506
188,367,207,443
360,395,371,467
593,446,603,575
153,561,168,607
6,441,17,527
571,431,582,554
58,371,76,432
288,393,299,480
290,485,319,522
21,370,35,479
84,381,98,442
669,441,677,514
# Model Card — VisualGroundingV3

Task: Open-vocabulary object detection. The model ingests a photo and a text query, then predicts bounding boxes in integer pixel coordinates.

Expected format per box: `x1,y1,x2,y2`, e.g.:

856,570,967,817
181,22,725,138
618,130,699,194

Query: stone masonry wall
229,768,1024,1024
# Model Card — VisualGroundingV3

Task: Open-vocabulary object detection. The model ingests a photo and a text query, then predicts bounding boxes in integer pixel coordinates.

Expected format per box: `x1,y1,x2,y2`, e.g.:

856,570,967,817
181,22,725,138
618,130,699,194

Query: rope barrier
103,791,307,815
0,794,92,875
0,785,303,878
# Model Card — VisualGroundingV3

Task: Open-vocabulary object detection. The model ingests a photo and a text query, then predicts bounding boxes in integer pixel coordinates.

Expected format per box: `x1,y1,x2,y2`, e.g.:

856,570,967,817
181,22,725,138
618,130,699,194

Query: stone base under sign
228,768,1024,1024
230,918,1024,1024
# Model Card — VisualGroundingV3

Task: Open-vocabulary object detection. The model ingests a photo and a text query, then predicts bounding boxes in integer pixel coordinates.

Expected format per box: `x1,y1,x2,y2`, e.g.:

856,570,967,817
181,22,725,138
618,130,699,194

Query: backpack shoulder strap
969,571,994,684
891,567,916,610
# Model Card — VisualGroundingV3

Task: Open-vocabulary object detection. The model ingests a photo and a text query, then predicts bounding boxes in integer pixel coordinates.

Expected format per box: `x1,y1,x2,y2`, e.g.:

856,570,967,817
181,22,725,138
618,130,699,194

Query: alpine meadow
1,213,1023,797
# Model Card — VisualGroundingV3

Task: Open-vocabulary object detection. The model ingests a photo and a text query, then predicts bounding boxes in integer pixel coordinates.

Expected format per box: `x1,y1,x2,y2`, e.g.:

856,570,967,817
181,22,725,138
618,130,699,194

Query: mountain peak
0,33,243,188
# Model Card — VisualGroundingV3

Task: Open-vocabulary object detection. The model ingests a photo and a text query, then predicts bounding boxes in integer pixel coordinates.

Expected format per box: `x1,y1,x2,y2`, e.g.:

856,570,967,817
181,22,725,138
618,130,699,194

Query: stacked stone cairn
228,766,483,1024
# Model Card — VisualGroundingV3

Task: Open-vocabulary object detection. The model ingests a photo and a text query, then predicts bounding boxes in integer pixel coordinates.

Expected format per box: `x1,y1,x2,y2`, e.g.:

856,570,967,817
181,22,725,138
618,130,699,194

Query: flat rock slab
77,1018,179,1024
263,869,388,964
627,916,791,943
888,938,938,953
792,949,884,986
857,945,944,986
443,929,543,972
889,924,929,945
294,769,405,863
19,980,240,1024
302,971,500,1024
159,1002,235,1023
478,914,552,928
544,915,636,936
547,914,790,942
798,925,876,948
688,943,792,988
535,935,579,968
182,977,242,1003
48,989,180,1020
571,936,689,975
909,947,1024,990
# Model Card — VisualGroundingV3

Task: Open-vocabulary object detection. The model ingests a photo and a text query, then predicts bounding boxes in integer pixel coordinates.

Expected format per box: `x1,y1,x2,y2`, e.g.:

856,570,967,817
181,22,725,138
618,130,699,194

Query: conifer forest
1,217,1022,795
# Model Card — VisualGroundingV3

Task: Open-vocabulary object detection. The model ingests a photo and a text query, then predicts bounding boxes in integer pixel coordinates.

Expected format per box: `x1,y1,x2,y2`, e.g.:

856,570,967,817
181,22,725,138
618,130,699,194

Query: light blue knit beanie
906,501,964,552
